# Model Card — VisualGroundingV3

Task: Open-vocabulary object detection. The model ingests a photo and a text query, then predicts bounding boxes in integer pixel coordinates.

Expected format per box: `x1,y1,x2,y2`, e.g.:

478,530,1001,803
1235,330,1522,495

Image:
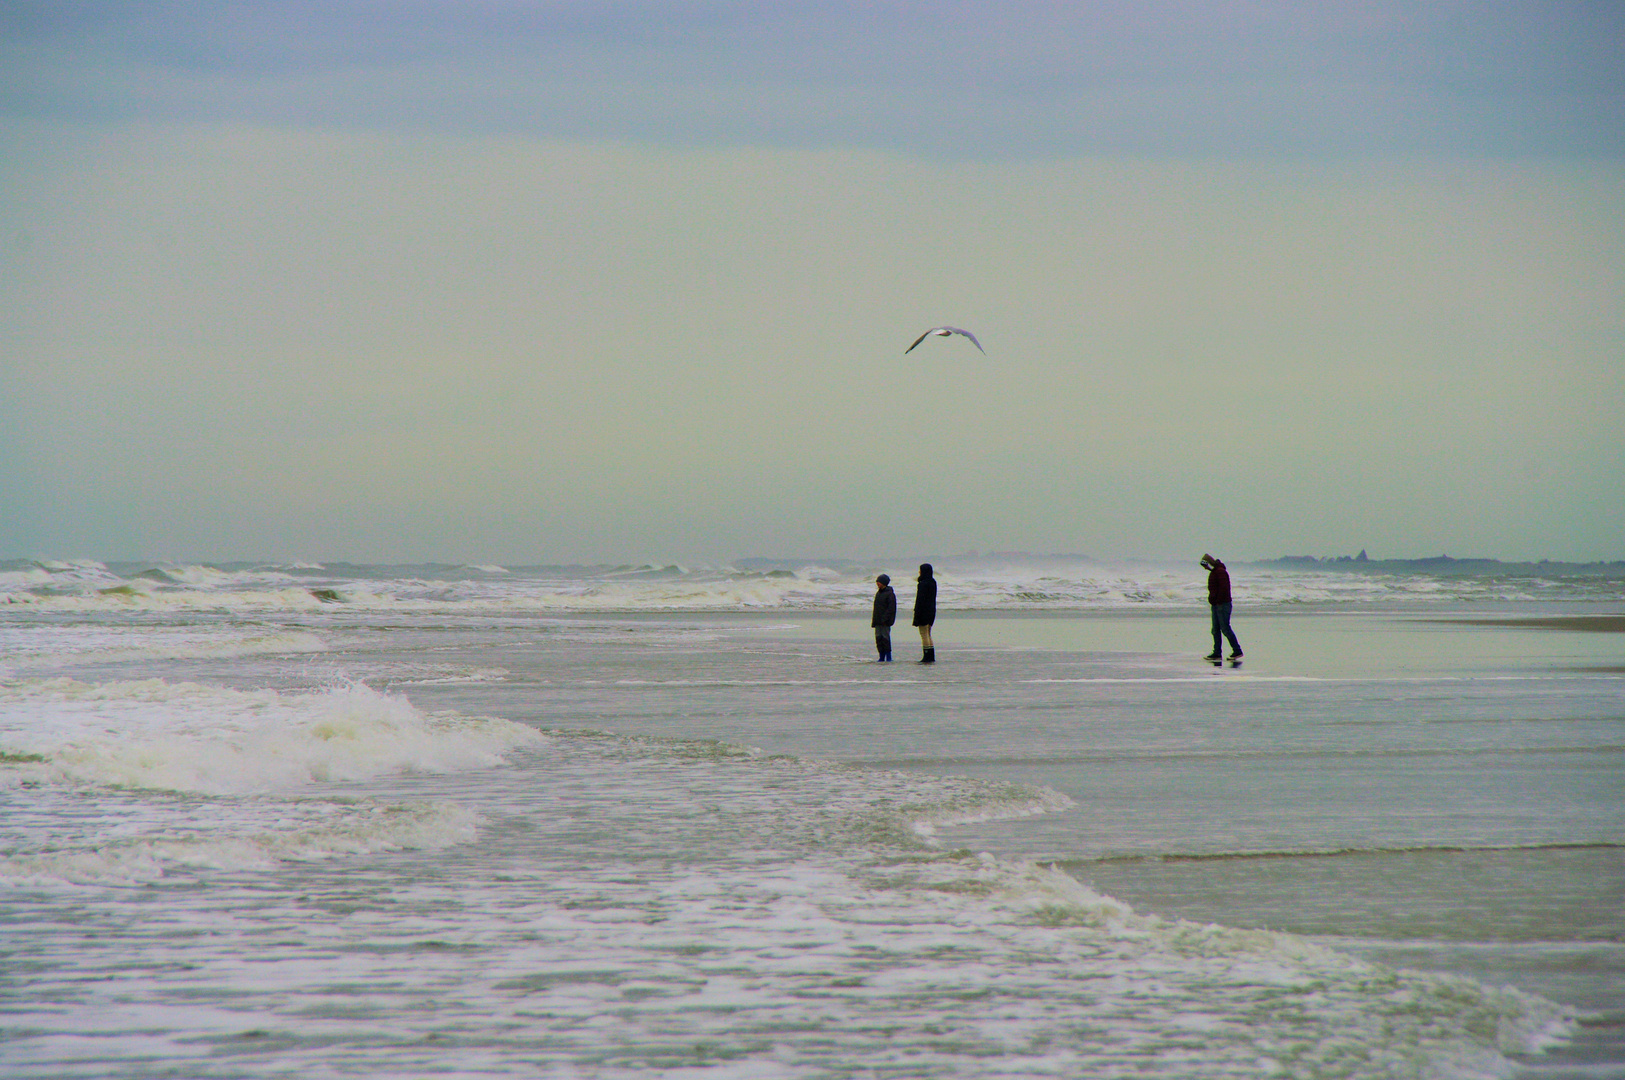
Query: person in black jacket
912,563,937,663
1200,553,1242,661
871,574,896,662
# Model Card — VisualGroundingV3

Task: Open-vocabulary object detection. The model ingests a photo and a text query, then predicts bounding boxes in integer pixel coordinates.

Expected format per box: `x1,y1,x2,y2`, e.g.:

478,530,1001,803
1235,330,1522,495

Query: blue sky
3,2,1623,563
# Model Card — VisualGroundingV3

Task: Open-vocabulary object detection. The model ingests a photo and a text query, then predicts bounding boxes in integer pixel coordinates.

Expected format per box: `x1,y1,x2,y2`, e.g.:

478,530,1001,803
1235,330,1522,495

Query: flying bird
905,326,984,354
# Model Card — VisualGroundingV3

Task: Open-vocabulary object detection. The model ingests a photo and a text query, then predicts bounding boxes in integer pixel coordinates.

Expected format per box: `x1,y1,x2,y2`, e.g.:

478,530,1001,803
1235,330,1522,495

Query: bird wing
948,327,985,353
904,328,938,354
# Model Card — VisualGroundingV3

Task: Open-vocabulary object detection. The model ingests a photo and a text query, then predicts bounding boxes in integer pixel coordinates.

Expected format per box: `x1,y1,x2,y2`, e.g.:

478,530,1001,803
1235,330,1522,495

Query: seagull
905,326,984,354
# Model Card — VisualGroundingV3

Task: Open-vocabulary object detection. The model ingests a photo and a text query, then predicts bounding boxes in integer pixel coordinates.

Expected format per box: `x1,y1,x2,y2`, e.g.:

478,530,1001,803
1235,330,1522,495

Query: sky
2,1,1622,565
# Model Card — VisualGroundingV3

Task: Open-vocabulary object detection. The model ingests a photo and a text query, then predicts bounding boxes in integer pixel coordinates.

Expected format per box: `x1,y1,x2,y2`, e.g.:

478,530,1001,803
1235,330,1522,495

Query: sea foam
0,793,480,887
0,678,543,795
6,556,1610,614
0,678,542,885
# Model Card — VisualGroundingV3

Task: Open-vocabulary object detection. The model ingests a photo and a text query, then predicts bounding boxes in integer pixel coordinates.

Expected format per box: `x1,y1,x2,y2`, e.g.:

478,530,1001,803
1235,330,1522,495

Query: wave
0,678,543,796
0,626,329,676
0,678,544,886
924,858,1571,1064
0,793,479,887
558,727,1576,1070
0,709,1579,1070
869,745,1625,771
6,556,1618,613
1076,841,1624,865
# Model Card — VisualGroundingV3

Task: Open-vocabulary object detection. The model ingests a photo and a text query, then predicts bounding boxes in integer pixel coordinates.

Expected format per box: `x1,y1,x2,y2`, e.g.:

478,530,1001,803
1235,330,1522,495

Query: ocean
2,557,1620,1079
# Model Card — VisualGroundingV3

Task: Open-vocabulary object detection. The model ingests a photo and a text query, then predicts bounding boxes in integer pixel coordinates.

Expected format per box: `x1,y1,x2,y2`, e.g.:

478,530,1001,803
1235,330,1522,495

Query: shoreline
1428,615,1625,632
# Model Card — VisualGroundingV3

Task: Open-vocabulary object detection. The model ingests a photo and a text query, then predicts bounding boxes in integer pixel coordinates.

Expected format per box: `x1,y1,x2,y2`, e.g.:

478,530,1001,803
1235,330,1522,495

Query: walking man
872,574,896,662
1201,554,1242,662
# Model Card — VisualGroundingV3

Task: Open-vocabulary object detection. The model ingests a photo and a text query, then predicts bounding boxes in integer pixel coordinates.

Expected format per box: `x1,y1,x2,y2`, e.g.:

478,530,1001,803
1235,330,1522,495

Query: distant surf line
1073,841,1623,865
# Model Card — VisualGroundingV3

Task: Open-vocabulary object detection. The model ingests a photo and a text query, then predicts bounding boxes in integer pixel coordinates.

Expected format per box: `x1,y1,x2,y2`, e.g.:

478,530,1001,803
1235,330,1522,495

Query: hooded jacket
912,565,937,626
1206,560,1232,606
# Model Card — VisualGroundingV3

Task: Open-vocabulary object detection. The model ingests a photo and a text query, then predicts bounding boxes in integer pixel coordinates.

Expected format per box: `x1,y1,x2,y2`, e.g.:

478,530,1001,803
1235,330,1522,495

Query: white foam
0,625,328,675
0,795,479,886
35,559,110,573
0,707,1580,1073
883,854,1574,1064
901,783,1077,837
0,678,542,886
0,678,544,796
3,558,1613,613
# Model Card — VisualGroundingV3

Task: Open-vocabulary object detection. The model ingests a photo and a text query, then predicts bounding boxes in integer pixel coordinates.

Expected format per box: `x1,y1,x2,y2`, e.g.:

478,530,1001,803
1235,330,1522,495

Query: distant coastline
1253,552,1625,577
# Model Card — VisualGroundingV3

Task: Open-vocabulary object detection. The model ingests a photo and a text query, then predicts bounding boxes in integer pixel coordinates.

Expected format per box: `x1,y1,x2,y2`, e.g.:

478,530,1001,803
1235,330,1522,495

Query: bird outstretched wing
904,328,938,354
905,326,984,354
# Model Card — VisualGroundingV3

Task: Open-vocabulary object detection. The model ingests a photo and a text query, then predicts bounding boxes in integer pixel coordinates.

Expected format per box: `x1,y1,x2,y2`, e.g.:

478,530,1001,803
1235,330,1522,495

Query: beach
1,559,1621,1078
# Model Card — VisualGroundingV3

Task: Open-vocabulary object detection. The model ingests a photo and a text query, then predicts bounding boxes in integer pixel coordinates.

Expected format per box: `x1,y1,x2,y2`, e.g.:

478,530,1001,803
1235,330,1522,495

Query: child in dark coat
871,574,896,662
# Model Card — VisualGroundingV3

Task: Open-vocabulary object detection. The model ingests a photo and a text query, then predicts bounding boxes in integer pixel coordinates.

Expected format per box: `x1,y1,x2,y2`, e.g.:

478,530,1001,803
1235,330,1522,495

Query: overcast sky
3,2,1622,564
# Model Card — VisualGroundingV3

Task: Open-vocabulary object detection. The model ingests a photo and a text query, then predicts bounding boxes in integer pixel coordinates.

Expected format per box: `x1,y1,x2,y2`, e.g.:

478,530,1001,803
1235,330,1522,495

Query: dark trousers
1210,602,1241,656
875,626,892,660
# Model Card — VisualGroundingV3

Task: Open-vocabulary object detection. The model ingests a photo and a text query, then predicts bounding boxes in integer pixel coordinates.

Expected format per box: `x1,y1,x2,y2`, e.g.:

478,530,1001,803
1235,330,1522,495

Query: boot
921,647,935,664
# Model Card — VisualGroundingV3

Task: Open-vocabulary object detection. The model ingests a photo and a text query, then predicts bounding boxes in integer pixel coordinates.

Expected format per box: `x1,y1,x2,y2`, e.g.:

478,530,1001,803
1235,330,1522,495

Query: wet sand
1435,616,1625,632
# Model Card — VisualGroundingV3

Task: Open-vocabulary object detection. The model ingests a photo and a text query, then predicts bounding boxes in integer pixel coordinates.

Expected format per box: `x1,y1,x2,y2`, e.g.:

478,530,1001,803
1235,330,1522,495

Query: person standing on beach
913,563,937,663
871,574,896,662
1201,553,1242,661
